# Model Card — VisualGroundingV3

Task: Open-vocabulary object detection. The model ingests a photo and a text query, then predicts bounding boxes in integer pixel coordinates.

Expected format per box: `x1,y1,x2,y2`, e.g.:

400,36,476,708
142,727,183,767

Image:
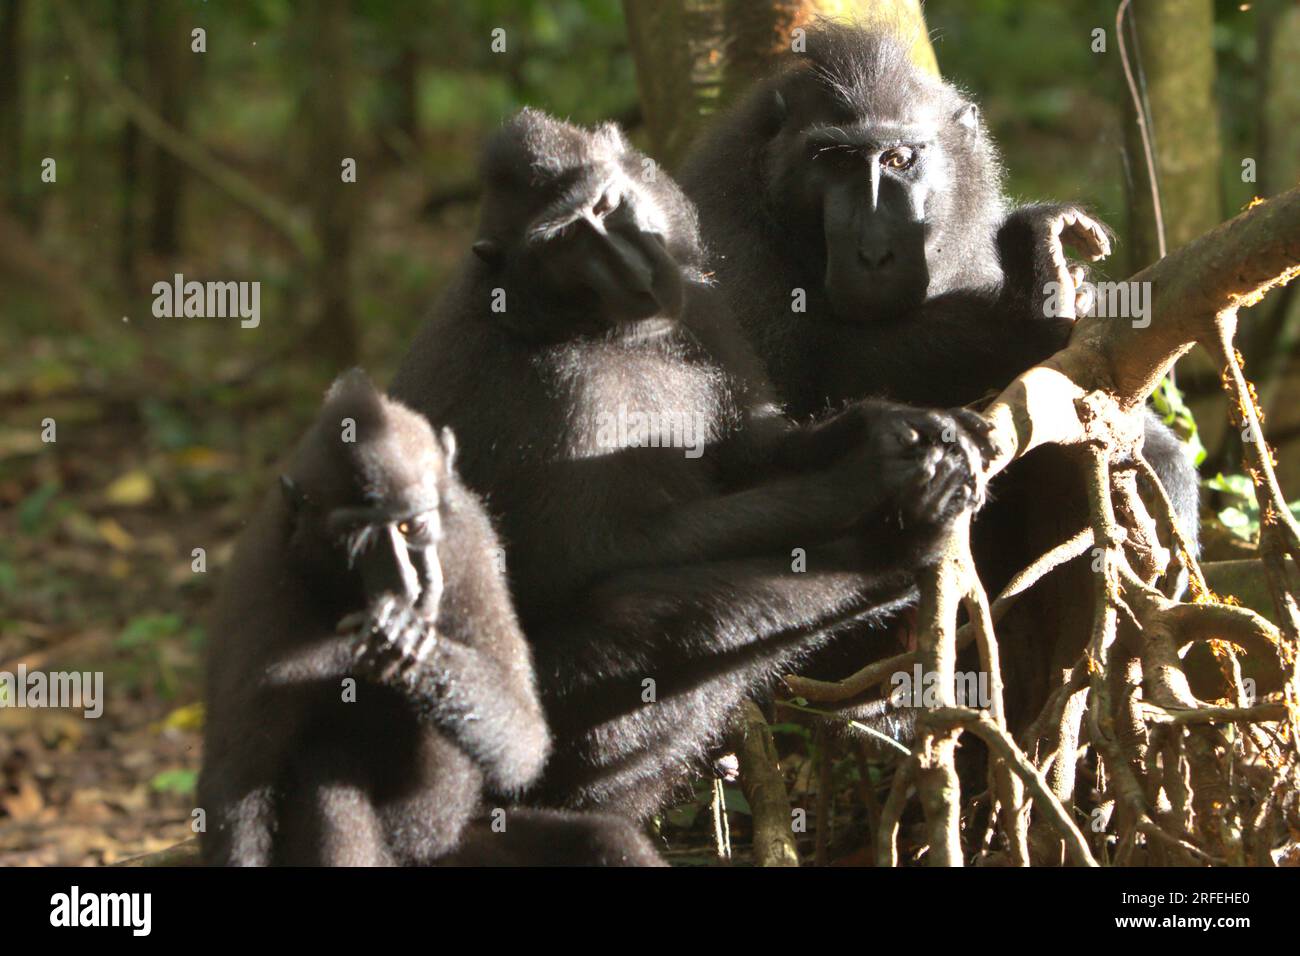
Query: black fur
679,23,1197,543
439,808,666,867
679,21,1200,730
198,370,660,864
390,109,993,819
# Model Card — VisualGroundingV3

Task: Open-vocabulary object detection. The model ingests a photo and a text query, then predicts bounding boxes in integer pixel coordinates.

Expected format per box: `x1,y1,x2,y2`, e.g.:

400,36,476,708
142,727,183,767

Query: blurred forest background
1,0,1297,865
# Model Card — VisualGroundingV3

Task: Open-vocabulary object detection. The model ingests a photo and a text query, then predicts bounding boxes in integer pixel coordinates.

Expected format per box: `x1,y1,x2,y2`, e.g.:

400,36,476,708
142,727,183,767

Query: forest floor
2,168,1294,866
0,275,936,866
0,173,763,865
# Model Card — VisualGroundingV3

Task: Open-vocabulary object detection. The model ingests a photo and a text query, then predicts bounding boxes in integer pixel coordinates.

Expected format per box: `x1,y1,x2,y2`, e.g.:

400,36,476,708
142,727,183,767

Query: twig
927,707,1097,867
115,838,201,867
711,778,731,861
910,514,970,867
876,757,915,867
1136,700,1289,726
963,568,1029,865
783,526,1094,703
1117,0,1167,260
730,700,799,866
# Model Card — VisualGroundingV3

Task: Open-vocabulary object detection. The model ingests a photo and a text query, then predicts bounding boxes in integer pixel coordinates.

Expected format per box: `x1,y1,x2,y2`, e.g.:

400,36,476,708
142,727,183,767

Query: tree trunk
1120,0,1223,272
393,46,419,144
1251,1,1300,458
378,1,422,164
145,0,190,258
115,0,141,282
383,40,420,160
304,0,357,366
0,0,27,220
68,15,91,243
1258,1,1300,199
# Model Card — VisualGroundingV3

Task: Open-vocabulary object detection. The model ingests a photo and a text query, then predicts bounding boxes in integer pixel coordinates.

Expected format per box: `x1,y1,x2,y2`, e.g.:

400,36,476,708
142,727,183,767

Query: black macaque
389,108,995,819
198,370,663,865
679,23,1200,728
438,808,665,867
679,22,1197,540
679,26,1071,399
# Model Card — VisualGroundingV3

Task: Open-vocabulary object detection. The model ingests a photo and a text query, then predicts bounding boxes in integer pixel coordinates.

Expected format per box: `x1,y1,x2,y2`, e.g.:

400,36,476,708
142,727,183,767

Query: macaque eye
881,147,917,170
398,517,427,541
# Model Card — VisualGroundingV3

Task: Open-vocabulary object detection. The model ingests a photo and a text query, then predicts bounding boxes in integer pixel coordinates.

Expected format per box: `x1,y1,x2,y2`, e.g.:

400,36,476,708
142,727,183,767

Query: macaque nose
360,525,424,604
858,245,896,270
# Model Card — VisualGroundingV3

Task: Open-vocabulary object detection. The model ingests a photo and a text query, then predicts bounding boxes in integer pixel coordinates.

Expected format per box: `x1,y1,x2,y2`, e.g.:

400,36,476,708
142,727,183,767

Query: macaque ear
593,122,628,154
438,427,458,470
472,239,503,267
280,475,307,513
761,89,788,137
953,102,980,134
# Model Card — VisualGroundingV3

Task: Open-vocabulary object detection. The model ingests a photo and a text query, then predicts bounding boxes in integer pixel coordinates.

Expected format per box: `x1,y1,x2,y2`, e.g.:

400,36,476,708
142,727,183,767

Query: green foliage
429,0,634,129
929,0,1104,108
722,786,751,815
17,480,63,536
1212,0,1262,212
116,613,204,699
149,768,198,797
1151,377,1208,467
117,612,188,649
768,721,812,742
0,560,17,595
1206,472,1300,541
139,399,198,452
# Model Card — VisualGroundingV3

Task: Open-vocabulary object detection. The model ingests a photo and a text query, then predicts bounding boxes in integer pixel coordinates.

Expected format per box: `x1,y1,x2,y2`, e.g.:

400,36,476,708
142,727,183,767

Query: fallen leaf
0,428,44,460
158,702,205,733
0,776,44,820
172,446,237,470
104,470,154,507
96,517,136,553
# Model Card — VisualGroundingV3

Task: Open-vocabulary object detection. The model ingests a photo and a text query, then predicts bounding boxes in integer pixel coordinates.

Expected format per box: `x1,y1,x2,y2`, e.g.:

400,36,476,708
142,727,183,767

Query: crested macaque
679,23,1200,727
390,108,995,819
198,370,662,865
